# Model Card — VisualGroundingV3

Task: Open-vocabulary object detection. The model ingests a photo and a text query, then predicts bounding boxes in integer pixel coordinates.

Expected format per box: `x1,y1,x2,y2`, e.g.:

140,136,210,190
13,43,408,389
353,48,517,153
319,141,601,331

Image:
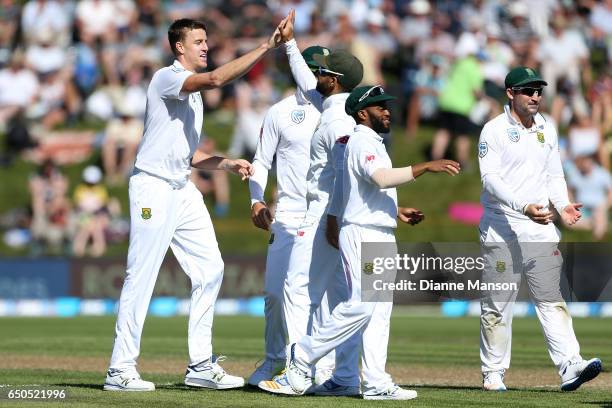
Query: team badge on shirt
507,128,520,142
141,208,152,220
478,141,488,158
537,131,545,143
291,109,305,124
363,262,374,275
495,261,506,273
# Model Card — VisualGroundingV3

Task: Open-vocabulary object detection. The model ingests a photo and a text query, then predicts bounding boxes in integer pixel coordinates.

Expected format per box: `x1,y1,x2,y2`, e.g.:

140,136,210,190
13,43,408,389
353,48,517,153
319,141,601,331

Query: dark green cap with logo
345,85,396,115
302,45,330,68
313,50,364,91
504,66,548,88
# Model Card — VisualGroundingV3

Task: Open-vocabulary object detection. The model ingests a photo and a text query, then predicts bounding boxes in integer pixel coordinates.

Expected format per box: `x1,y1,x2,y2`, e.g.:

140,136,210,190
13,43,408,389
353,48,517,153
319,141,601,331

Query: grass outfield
0,315,610,407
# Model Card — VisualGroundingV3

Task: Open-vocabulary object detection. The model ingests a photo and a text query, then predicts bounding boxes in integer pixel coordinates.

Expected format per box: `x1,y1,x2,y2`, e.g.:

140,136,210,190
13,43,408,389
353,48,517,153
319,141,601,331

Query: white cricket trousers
479,213,582,376
110,171,224,370
263,213,305,361
294,223,396,394
283,214,359,386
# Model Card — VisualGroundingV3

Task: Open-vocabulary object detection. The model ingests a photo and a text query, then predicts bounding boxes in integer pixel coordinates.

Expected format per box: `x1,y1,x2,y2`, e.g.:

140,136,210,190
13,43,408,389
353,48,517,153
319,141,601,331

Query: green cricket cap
345,85,396,115
312,50,364,91
504,66,548,88
302,45,330,68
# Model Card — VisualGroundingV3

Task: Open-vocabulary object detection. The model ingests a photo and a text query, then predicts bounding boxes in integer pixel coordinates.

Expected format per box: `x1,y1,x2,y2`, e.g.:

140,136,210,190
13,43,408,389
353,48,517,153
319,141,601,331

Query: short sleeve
353,140,387,182
153,67,193,100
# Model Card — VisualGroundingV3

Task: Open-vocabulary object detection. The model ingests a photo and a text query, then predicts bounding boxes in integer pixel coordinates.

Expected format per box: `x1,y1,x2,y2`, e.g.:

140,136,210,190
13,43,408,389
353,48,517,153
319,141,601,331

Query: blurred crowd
0,0,611,255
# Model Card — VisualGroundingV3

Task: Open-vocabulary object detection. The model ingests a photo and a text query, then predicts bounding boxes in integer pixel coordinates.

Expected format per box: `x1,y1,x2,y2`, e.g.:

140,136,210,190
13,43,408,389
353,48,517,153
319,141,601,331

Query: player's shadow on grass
408,384,568,393
54,383,107,391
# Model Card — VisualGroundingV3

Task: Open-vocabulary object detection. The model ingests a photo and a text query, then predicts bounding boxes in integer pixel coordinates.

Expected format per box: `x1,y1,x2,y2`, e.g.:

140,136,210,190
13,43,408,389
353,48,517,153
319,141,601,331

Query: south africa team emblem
495,261,506,273
537,131,545,143
507,128,520,142
141,208,152,220
363,262,374,275
291,109,305,124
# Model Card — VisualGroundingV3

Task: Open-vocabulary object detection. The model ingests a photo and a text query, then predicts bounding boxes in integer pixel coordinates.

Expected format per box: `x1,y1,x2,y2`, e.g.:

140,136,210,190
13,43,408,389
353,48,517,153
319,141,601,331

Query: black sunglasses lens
519,87,543,96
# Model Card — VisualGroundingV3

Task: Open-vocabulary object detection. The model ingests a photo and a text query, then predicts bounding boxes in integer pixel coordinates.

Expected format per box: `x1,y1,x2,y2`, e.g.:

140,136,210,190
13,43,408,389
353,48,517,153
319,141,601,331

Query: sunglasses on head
314,66,345,77
512,87,544,97
358,85,385,102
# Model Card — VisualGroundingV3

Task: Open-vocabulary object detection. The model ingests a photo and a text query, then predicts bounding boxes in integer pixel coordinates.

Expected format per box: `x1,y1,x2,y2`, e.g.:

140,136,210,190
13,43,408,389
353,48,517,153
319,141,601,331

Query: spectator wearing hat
72,165,111,257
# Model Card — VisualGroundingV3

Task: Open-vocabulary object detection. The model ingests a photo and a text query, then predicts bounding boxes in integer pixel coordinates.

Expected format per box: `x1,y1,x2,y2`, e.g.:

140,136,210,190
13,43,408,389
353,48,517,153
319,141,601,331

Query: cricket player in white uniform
104,16,291,391
246,46,327,386
478,66,602,391
259,85,461,399
266,14,366,394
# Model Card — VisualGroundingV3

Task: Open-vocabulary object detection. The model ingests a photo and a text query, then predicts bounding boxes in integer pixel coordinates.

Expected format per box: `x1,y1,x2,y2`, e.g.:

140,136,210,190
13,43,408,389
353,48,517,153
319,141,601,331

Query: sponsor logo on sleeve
478,141,488,158
366,154,376,162
291,109,305,124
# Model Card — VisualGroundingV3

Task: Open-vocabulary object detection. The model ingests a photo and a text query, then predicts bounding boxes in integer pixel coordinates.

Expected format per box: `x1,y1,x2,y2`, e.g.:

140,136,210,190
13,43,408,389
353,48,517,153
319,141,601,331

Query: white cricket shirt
306,93,356,217
342,124,398,229
249,93,320,214
479,105,570,220
134,60,202,188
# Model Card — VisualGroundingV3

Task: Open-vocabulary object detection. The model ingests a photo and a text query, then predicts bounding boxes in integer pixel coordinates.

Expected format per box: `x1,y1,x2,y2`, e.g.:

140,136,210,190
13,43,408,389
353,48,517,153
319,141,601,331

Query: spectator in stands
590,0,612,62
102,102,143,185
21,0,72,47
72,165,111,257
538,11,590,122
406,54,446,138
0,0,20,65
566,154,612,240
431,35,484,167
228,77,275,161
501,1,536,65
191,138,231,218
0,50,39,132
567,112,608,170
28,159,72,255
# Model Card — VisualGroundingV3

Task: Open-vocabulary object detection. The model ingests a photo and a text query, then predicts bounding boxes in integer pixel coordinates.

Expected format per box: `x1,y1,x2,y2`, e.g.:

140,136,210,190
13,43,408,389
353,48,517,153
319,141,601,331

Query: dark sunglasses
512,87,544,97
358,85,385,102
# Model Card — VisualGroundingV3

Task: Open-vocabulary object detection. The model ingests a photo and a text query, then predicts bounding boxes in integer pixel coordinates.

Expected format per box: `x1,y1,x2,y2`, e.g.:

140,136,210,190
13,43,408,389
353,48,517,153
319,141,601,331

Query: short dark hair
168,19,207,55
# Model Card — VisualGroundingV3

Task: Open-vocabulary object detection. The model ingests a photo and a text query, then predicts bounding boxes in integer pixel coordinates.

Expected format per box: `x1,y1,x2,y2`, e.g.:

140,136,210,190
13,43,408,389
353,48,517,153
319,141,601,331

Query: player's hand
426,160,461,176
278,9,295,43
251,201,272,230
397,207,424,226
223,159,254,180
523,204,555,225
326,214,339,249
559,203,582,226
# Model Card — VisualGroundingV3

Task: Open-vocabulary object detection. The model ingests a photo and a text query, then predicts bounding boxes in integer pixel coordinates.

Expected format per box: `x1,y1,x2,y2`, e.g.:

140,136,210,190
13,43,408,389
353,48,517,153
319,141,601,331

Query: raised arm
181,14,288,92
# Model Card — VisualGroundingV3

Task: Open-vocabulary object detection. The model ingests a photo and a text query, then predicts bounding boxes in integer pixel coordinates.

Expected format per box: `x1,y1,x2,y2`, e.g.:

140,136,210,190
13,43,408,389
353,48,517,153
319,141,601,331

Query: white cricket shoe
184,355,245,389
258,371,301,395
312,379,360,396
103,368,155,391
247,358,286,386
285,343,313,395
560,358,602,391
314,367,333,385
363,385,417,400
483,371,507,391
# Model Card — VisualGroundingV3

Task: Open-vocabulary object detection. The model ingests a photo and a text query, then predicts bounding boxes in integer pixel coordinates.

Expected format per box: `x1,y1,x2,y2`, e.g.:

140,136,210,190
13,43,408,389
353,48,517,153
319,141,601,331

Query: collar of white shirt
355,124,383,142
172,59,192,73
322,92,349,110
503,104,545,130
